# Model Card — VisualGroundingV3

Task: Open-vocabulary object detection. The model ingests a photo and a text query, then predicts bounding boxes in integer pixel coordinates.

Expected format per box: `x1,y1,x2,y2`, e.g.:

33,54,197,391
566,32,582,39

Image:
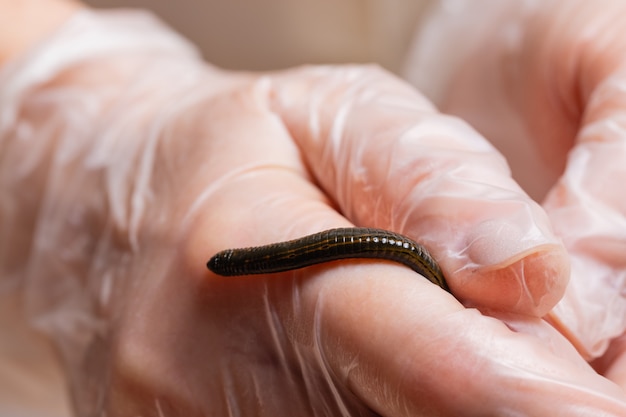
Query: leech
207,227,449,292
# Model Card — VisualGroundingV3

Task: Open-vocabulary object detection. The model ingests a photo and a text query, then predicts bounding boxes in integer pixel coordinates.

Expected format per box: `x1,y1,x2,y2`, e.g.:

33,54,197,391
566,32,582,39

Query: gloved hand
2,6,626,417
406,0,626,380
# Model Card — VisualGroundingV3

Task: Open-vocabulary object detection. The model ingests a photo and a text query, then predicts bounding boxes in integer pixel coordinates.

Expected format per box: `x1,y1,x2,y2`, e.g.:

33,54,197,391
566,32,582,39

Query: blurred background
84,0,434,73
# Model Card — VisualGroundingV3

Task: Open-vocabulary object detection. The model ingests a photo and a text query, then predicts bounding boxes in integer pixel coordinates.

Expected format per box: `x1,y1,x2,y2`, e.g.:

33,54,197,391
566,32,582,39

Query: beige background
84,0,434,73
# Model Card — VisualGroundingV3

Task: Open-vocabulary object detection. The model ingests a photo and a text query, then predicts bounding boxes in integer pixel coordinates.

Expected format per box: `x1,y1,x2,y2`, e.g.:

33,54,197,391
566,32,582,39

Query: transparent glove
406,0,626,378
2,7,626,417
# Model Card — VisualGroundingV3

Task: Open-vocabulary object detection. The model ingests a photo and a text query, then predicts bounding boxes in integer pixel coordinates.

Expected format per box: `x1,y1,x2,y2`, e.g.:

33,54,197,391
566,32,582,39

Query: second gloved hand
407,0,626,379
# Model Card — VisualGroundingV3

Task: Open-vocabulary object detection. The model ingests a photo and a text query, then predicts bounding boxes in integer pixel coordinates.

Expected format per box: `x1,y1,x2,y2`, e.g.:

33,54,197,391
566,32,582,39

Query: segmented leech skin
207,227,449,292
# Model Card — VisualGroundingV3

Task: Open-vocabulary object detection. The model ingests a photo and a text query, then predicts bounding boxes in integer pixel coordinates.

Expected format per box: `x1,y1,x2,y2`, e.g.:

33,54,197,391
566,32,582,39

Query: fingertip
453,244,570,316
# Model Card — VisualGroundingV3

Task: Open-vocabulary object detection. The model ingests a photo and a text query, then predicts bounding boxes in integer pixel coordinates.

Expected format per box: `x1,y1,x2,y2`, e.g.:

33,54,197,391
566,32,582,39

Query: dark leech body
207,228,449,292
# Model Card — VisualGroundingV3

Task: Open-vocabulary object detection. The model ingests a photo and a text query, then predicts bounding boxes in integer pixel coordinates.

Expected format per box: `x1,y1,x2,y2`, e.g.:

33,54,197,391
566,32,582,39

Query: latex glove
2,8,625,417
406,0,626,377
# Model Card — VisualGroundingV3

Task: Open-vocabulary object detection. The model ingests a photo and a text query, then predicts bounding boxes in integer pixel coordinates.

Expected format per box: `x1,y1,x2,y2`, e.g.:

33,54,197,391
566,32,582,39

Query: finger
544,70,626,359
311,267,626,416
268,66,569,317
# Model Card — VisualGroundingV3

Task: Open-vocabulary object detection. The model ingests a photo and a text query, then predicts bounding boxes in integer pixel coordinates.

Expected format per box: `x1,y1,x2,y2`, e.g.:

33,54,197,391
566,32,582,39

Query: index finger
268,66,570,316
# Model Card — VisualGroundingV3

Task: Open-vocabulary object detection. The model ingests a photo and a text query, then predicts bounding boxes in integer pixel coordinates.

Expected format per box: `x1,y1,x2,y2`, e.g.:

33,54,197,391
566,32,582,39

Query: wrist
0,0,82,66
